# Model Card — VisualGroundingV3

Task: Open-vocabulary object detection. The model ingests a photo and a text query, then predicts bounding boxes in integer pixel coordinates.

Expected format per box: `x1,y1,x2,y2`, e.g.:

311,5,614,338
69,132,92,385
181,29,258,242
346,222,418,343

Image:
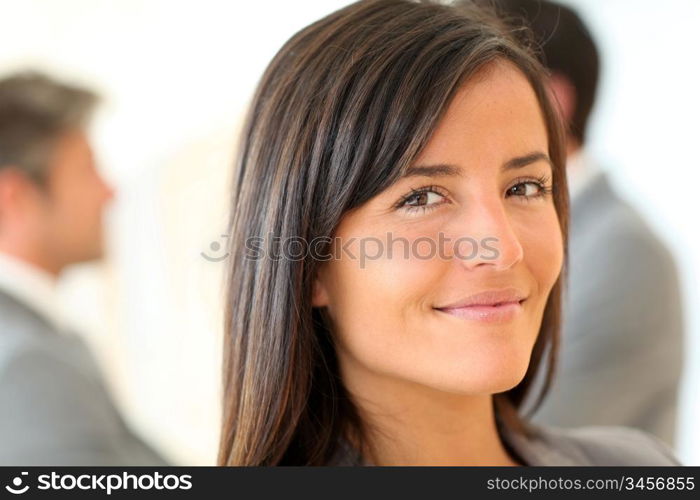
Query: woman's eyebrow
502,151,553,171
402,164,463,178
402,152,552,179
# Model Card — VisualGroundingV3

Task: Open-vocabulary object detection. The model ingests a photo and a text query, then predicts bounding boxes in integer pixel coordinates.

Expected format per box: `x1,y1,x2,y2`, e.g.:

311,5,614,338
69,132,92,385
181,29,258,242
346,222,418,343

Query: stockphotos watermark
202,232,501,268
3,470,192,496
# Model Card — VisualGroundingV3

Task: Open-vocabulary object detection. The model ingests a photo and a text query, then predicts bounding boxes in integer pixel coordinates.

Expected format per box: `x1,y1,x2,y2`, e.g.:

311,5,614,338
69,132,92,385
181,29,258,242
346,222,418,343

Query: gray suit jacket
0,290,169,465
328,423,682,466
529,173,684,445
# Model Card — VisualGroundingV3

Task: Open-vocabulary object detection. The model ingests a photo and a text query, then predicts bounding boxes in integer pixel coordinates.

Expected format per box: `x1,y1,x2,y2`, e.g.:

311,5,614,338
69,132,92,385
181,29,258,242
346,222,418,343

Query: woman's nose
449,199,524,271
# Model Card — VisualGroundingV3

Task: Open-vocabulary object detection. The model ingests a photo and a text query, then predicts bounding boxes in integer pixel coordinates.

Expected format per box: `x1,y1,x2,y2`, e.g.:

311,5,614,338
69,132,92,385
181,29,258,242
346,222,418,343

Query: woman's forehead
412,61,549,174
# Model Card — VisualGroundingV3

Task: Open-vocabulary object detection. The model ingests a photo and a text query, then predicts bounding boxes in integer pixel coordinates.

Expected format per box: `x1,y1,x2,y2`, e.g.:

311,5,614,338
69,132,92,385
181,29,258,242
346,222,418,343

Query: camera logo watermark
201,234,230,262
5,472,29,495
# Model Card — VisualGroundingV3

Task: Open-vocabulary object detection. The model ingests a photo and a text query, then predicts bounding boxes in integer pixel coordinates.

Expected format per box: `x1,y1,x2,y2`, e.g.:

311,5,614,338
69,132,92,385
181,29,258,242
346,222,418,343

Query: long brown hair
219,0,568,466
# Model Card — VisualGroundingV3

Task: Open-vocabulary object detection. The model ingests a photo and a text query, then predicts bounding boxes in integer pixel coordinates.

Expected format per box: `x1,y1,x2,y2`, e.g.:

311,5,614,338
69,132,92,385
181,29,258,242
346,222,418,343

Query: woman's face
313,60,563,395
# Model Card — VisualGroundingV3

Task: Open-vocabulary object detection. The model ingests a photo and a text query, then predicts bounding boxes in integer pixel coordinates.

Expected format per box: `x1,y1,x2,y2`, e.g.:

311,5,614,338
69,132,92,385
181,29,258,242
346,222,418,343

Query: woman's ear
311,271,330,308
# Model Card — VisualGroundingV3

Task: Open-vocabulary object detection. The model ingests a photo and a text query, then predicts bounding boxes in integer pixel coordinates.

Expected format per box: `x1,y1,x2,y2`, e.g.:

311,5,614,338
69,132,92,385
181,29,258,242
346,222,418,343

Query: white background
0,0,698,465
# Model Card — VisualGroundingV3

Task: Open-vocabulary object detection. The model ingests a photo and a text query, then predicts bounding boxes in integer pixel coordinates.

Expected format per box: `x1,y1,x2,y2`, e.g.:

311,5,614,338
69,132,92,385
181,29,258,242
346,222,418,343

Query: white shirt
0,252,66,332
567,149,602,202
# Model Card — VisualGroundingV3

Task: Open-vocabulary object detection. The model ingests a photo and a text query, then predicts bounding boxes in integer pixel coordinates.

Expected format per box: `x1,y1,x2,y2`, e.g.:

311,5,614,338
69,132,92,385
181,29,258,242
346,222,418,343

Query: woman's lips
434,300,525,323
433,288,528,322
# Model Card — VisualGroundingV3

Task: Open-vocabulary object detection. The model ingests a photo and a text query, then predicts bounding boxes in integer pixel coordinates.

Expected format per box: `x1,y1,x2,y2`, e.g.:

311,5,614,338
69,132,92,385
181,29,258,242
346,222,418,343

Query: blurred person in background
483,0,685,446
0,71,168,465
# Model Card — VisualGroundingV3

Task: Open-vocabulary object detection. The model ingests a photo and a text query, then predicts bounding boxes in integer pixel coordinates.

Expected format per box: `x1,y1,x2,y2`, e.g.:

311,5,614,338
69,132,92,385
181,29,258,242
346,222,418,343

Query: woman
218,0,681,466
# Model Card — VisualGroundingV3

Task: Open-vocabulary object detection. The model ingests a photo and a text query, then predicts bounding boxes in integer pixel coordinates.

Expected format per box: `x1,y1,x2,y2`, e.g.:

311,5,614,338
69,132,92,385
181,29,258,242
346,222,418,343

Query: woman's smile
433,287,528,323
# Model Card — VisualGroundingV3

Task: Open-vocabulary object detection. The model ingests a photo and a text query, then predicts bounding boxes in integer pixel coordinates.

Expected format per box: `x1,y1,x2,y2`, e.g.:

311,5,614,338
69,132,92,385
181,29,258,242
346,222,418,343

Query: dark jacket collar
326,423,591,466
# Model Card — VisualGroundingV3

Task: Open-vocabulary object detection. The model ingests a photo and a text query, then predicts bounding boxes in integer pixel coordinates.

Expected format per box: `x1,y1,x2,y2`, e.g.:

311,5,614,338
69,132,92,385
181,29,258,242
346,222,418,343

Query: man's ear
311,271,330,308
547,72,577,126
0,167,48,231
0,167,30,214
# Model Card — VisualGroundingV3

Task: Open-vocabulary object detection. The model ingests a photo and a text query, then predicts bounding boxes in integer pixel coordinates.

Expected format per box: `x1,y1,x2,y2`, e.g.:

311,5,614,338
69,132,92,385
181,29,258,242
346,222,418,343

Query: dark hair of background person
477,0,600,144
0,71,98,185
219,0,569,466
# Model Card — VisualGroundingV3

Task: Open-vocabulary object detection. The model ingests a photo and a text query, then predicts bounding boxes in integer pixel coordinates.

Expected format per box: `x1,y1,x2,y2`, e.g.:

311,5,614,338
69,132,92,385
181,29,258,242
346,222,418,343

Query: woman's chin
422,354,532,395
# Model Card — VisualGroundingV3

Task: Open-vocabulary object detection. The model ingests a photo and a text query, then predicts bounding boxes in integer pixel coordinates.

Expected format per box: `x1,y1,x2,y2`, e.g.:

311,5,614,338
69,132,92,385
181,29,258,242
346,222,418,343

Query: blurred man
0,71,168,465
483,0,684,445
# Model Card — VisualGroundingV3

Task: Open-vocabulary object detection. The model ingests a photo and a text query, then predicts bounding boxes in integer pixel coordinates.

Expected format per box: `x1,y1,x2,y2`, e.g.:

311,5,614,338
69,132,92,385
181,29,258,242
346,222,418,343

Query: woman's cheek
517,209,563,293
327,226,446,348
343,231,445,305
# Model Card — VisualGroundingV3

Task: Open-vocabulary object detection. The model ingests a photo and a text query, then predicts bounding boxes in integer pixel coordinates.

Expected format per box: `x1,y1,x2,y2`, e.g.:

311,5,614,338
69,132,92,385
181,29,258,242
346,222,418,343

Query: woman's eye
396,187,448,213
507,180,549,199
404,190,443,207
